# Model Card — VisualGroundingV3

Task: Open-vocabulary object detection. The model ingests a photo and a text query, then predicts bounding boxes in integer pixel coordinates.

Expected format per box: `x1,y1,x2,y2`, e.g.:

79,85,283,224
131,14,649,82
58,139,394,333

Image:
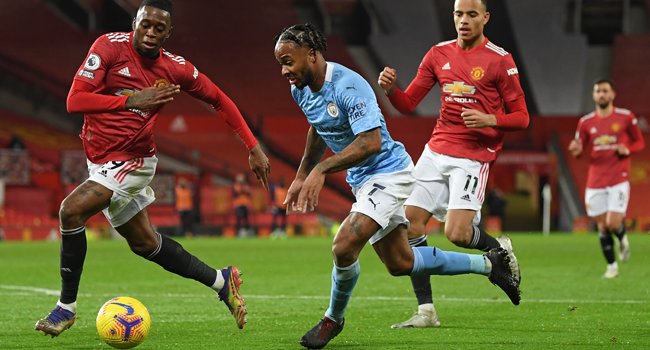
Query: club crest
327,102,339,118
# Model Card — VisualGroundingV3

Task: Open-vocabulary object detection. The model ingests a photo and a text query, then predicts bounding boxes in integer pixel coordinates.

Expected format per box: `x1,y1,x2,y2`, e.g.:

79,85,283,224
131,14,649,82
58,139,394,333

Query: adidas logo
99,169,108,177
442,62,450,70
460,194,471,201
118,67,131,77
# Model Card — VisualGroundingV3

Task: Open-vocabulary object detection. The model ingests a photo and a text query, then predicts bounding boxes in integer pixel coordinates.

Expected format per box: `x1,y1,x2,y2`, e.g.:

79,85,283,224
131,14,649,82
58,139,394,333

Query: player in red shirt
568,78,644,278
35,0,270,337
378,0,528,328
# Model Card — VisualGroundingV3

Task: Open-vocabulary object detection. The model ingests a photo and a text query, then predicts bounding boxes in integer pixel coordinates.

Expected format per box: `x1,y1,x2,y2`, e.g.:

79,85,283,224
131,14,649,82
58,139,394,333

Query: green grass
1,233,649,349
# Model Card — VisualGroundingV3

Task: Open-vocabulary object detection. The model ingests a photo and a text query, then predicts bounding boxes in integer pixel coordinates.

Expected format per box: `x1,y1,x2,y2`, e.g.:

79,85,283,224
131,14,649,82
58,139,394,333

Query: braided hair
273,23,328,53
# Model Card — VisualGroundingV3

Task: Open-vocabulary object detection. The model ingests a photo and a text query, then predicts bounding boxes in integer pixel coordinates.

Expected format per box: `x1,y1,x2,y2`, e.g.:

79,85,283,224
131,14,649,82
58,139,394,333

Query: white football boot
603,263,619,278
496,235,521,283
391,304,441,328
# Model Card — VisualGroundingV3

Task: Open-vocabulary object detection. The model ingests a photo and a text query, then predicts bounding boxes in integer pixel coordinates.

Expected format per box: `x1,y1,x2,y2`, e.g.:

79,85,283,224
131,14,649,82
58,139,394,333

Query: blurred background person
175,177,195,237
232,173,252,237
568,78,645,278
270,177,288,237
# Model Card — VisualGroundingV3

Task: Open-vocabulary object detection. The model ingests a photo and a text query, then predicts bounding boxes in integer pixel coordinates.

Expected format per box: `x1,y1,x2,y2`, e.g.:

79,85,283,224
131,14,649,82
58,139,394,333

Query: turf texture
1,233,649,349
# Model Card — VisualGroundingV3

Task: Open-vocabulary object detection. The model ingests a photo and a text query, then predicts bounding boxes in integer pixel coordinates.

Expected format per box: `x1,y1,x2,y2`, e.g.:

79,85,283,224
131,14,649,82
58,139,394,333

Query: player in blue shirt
273,23,521,349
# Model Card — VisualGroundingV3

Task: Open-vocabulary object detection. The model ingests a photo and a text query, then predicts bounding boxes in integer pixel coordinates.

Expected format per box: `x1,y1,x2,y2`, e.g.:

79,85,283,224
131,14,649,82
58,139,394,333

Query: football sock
59,226,87,304
467,226,501,252
407,235,433,305
210,270,225,291
411,247,490,276
612,223,626,242
146,233,217,287
598,230,616,264
56,300,77,313
325,260,360,324
418,303,435,314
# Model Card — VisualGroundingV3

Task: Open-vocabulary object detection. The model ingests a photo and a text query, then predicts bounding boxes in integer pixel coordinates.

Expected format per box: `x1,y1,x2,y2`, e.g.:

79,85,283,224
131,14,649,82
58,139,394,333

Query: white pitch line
1,285,647,304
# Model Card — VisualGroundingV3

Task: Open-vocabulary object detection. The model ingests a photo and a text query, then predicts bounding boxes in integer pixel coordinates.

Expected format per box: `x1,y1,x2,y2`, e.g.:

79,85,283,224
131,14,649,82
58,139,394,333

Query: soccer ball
96,297,151,349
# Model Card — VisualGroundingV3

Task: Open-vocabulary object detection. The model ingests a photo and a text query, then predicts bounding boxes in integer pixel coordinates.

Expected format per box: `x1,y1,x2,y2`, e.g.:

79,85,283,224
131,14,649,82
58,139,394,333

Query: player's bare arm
296,128,382,213
285,126,327,213
248,144,271,191
378,67,397,96
125,84,180,110
461,107,497,129
568,139,583,157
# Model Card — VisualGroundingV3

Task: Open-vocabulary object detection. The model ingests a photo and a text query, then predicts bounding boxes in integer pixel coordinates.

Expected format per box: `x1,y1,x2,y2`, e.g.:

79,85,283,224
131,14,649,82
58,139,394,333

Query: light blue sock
325,260,360,323
411,247,489,276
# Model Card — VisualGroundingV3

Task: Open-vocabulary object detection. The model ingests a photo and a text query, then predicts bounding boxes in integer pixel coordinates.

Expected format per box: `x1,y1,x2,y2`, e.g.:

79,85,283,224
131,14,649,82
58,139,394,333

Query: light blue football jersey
291,62,411,188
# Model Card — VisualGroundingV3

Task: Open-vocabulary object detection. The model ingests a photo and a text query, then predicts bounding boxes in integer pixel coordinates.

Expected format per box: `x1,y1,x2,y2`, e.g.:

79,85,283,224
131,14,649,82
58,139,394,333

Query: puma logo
368,198,380,210
346,84,356,90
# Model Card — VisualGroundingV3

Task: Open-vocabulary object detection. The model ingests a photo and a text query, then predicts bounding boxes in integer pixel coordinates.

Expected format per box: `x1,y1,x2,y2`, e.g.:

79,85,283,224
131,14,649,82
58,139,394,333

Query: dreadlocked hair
139,0,173,17
273,23,328,53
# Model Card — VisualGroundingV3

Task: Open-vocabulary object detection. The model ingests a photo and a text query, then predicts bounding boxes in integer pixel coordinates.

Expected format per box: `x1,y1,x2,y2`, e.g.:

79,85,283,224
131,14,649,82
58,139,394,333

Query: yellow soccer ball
96,297,151,349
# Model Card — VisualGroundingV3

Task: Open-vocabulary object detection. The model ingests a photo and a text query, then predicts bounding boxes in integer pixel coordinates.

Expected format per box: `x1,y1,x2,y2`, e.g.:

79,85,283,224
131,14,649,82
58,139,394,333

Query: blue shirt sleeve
337,78,382,135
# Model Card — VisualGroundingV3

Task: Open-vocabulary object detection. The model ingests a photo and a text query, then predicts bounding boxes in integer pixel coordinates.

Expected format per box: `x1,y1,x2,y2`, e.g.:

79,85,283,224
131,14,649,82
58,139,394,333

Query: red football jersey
412,38,525,162
575,107,644,188
73,32,250,164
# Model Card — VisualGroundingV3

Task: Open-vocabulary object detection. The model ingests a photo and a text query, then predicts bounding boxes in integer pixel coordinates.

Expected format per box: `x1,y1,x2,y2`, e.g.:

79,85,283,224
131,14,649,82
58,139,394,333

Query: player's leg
372,224,520,305
300,211,377,349
116,208,247,328
443,158,521,282
35,180,113,337
605,181,630,262
392,205,440,328
586,187,617,277
391,146,445,328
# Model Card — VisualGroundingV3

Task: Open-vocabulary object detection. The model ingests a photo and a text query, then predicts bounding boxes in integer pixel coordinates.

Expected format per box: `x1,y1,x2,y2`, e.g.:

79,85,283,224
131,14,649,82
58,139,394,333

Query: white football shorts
350,162,416,245
86,156,157,227
404,145,489,226
585,181,630,217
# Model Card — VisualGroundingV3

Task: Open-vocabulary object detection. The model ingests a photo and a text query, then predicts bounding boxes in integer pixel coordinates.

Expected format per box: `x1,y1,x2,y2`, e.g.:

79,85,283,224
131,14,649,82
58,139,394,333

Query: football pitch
1,233,649,349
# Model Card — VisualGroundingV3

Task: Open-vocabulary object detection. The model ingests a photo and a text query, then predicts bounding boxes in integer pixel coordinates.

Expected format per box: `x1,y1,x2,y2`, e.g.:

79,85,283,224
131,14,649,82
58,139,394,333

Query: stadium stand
611,34,650,116
366,0,444,116
505,0,589,115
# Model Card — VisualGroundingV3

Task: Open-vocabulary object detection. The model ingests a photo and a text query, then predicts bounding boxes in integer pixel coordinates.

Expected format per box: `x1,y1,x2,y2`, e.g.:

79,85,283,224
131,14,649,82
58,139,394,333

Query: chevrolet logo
443,81,476,97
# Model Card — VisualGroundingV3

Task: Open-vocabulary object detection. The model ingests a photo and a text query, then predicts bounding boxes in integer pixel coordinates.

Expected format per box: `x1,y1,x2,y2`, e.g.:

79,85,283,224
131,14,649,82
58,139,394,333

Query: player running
568,78,644,278
377,0,529,328
274,23,520,349
35,0,270,337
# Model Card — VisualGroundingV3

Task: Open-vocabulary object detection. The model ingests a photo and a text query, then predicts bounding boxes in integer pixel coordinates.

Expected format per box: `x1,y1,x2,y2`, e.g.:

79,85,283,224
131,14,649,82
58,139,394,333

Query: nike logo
346,84,356,90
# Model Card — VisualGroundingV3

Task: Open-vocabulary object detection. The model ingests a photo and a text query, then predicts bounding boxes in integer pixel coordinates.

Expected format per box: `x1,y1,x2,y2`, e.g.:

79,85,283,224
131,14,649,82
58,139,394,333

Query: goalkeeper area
1,233,648,349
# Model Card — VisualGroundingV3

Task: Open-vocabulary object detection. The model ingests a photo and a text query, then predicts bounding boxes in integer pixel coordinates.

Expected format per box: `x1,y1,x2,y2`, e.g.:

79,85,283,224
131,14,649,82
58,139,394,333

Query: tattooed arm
315,127,381,175
292,127,382,213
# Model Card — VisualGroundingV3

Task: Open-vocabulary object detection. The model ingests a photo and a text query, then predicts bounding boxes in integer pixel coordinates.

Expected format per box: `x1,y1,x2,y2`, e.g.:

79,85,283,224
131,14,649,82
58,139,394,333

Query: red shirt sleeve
494,96,529,131
387,83,430,115
180,62,258,150
496,54,525,103
627,113,645,153
67,79,128,114
575,117,589,147
387,48,437,115
74,35,115,87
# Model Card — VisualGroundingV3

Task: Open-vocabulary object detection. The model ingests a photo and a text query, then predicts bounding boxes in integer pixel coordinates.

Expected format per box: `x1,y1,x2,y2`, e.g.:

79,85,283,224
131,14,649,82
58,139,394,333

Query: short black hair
139,0,173,17
594,77,614,90
273,23,328,53
481,0,488,11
